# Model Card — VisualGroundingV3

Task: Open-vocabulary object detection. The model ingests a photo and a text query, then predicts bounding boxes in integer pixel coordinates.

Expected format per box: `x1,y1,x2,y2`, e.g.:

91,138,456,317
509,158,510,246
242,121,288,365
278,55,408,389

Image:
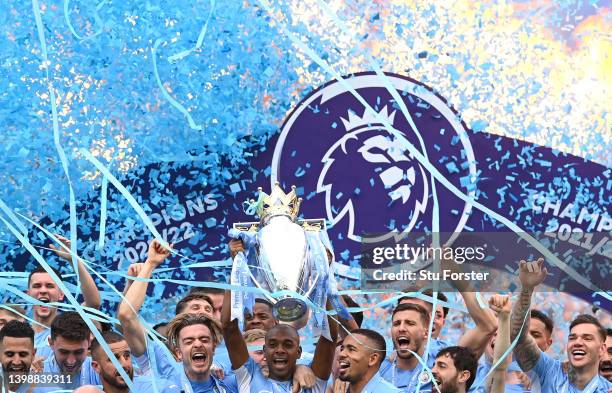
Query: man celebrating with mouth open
221,289,337,393
27,234,101,359
163,313,237,392
430,346,477,393
379,302,436,392
510,258,612,393
118,239,238,392
336,329,399,393
33,311,101,392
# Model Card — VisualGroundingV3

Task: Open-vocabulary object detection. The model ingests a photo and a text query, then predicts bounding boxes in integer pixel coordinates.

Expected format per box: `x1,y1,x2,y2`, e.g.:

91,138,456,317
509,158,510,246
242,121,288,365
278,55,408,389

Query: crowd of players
0,237,611,393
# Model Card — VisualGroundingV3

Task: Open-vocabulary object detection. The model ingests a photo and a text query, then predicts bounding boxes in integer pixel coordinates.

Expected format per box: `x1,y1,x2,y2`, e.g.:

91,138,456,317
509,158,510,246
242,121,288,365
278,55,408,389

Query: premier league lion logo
317,106,429,242
270,72,476,248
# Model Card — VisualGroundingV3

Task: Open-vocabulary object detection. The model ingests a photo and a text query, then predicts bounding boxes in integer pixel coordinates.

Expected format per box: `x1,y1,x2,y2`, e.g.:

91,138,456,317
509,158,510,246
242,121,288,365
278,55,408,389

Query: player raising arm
510,258,611,392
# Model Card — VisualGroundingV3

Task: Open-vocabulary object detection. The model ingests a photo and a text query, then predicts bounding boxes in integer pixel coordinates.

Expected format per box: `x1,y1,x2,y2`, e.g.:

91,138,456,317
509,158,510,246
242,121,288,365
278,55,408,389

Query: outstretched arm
311,301,339,380
326,248,358,337
122,263,145,296
441,255,497,357
50,234,101,310
456,291,498,358
221,289,249,369
486,294,512,393
117,240,171,356
336,300,359,338
510,258,546,372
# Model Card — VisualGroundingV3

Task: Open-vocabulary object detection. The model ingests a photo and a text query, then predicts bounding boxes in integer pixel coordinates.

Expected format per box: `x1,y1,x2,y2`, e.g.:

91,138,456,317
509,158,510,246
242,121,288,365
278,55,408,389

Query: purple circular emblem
271,72,477,256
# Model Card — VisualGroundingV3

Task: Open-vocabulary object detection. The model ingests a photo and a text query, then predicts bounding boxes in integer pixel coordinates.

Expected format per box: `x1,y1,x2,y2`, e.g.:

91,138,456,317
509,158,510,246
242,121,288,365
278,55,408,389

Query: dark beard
600,360,612,381
338,374,349,382
395,350,415,360
439,379,460,393
101,369,132,390
4,364,28,372
338,373,358,384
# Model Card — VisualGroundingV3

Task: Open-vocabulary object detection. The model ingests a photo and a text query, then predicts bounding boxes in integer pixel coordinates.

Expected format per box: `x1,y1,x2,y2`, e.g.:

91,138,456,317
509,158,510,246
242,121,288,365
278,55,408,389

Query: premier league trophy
230,183,342,332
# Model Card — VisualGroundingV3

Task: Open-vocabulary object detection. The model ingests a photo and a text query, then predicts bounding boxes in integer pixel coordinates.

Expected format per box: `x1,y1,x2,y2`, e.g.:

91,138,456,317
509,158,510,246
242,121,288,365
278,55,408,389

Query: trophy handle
246,268,276,305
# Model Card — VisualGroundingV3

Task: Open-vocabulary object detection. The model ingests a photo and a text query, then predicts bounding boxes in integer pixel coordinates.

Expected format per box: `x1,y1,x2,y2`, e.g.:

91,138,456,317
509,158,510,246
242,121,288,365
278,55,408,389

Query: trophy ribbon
228,228,257,326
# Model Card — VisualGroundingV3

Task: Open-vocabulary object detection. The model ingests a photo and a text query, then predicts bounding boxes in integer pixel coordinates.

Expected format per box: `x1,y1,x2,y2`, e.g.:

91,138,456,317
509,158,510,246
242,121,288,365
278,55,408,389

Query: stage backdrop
0,2,610,326
2,72,609,313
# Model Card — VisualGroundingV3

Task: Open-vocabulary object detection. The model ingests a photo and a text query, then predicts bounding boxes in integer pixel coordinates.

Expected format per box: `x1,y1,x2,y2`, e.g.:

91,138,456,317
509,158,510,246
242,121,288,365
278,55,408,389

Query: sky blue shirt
90,375,180,393
361,371,401,393
188,377,229,393
142,339,180,380
532,352,612,393
137,375,181,392
178,373,237,393
143,375,235,393
235,357,326,393
214,342,234,375
32,355,100,392
469,359,531,393
469,360,492,393
33,329,52,360
379,339,444,392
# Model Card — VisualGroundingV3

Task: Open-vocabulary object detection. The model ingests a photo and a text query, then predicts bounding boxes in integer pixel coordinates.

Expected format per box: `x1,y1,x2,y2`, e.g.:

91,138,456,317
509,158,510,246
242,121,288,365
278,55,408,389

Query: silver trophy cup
258,214,308,322
233,184,325,324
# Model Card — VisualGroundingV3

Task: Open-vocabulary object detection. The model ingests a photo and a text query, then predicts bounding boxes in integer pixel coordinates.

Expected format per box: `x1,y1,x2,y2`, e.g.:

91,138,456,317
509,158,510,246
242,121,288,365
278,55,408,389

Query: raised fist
126,263,144,277
146,239,173,267
228,238,245,259
488,294,511,315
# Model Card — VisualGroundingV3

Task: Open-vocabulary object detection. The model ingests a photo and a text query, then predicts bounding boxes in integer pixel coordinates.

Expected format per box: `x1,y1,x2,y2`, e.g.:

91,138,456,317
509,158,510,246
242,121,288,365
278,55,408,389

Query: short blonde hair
166,313,222,349
243,328,266,343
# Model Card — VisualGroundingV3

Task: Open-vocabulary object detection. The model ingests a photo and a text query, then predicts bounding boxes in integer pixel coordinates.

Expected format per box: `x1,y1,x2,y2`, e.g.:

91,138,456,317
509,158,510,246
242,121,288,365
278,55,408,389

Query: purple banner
5,72,609,312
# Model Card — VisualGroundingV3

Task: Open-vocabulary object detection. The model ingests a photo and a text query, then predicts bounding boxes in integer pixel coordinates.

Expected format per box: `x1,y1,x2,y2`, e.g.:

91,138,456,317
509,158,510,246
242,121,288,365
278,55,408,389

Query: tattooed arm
510,258,547,372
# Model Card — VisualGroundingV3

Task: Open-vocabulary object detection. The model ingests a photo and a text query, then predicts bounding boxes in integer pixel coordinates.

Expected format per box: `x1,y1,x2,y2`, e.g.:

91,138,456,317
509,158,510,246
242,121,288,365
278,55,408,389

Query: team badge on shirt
419,370,432,384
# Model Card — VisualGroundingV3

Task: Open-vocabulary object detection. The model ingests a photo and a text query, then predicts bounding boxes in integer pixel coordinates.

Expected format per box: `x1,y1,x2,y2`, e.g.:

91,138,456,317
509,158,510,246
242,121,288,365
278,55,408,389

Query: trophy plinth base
274,298,307,322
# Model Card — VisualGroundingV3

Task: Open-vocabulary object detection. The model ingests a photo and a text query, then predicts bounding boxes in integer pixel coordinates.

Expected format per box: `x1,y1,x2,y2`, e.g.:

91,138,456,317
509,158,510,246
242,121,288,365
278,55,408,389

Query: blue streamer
167,0,216,63
63,0,106,41
98,173,108,250
80,148,196,263
32,0,81,293
151,39,203,130
0,212,136,392
0,199,28,236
